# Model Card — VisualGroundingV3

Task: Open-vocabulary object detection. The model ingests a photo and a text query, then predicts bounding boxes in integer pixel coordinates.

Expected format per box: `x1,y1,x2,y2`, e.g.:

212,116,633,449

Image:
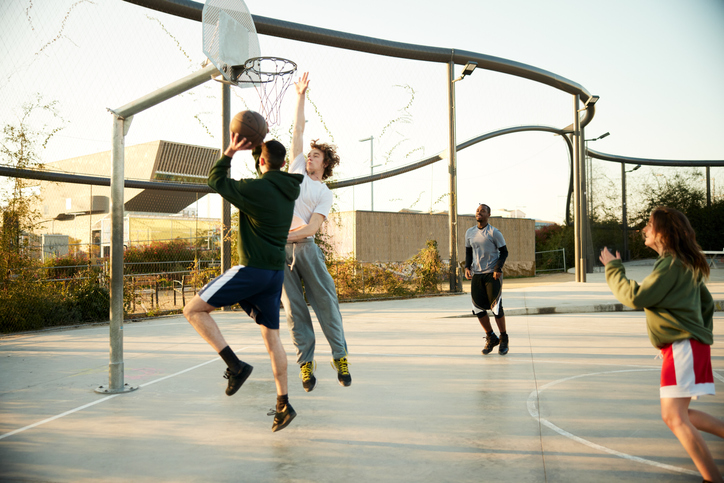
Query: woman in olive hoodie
600,207,723,483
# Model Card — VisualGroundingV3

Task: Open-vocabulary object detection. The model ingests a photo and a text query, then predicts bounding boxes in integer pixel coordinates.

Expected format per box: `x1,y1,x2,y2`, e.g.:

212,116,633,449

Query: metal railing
535,248,567,274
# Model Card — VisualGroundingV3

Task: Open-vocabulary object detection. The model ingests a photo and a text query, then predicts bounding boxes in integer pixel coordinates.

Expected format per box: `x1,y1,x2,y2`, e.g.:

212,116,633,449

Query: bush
42,253,93,279
0,267,109,333
409,240,442,293
326,240,443,299
123,238,219,274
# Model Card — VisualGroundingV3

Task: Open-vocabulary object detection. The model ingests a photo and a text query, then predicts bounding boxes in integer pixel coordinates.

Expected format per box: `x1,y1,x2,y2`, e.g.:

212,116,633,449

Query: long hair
309,139,340,180
649,206,709,280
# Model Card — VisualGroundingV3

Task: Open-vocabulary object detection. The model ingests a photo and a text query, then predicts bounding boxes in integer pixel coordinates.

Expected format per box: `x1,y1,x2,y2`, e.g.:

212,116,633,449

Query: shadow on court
0,263,722,482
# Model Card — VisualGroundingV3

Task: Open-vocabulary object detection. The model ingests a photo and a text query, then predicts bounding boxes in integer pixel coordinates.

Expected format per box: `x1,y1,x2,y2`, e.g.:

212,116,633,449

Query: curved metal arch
122,0,594,106
330,125,569,187
0,125,576,214
587,148,724,167
329,125,575,223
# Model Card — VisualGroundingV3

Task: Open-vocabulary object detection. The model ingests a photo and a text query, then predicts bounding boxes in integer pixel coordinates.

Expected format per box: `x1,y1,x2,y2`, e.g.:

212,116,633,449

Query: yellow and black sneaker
300,361,316,392
331,356,351,387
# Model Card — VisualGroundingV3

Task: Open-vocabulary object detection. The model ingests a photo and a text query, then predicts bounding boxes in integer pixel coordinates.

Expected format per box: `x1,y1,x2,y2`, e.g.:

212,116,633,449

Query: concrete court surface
1,265,723,482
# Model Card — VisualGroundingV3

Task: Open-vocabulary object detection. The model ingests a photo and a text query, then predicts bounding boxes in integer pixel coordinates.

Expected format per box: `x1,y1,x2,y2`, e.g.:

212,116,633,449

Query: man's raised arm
290,72,309,160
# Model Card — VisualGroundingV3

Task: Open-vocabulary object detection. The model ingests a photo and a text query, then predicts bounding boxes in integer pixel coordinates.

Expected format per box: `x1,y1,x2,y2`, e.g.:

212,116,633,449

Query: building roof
43,141,220,216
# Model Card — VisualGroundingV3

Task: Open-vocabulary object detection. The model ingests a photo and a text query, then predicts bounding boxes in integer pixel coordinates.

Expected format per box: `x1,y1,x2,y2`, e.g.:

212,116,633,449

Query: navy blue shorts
198,265,284,329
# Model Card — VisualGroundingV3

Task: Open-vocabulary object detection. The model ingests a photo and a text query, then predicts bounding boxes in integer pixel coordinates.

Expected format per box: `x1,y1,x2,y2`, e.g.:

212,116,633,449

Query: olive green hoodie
605,255,714,348
208,155,303,271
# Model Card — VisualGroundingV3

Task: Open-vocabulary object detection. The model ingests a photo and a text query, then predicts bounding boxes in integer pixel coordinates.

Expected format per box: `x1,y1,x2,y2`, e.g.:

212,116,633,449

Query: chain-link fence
535,248,566,274
0,224,450,333
0,231,225,333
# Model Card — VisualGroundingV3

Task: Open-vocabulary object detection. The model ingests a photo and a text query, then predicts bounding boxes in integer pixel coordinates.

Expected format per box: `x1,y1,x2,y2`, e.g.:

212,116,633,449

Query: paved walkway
0,261,722,482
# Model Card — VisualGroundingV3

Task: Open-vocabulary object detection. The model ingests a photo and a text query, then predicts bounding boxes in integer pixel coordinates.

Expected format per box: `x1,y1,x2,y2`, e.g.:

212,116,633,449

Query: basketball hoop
231,57,297,126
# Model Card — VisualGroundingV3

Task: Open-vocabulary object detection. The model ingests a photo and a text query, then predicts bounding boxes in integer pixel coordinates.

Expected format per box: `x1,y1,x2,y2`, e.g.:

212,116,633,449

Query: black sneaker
300,361,316,392
272,402,297,432
482,333,500,355
223,362,253,396
331,356,351,387
499,333,509,355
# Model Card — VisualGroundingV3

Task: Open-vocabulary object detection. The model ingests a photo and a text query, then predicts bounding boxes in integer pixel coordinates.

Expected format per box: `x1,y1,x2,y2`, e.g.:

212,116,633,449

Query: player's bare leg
689,409,724,438
183,295,253,396
661,397,722,482
260,325,296,432
494,315,506,333
183,295,228,351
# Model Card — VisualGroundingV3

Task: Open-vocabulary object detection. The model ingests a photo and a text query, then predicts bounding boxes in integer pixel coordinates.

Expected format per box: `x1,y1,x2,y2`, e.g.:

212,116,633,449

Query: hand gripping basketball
230,110,268,147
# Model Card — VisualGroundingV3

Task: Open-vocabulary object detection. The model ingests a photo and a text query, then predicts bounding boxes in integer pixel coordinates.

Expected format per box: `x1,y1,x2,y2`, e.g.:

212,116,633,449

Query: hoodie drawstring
289,243,297,272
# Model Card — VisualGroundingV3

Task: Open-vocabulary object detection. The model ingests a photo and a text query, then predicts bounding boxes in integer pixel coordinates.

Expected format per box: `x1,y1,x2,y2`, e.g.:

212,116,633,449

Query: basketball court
1,1,722,481
1,264,722,482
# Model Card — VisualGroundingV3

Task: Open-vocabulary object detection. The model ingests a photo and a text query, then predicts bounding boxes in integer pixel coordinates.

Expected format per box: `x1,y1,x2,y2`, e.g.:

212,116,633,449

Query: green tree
630,169,706,227
0,95,64,278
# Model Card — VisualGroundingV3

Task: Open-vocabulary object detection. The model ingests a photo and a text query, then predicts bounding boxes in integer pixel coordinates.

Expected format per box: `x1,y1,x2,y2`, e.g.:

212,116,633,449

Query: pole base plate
94,383,139,395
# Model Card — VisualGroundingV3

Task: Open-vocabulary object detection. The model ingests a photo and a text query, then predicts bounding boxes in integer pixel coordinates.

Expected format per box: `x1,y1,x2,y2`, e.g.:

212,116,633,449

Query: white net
234,57,297,126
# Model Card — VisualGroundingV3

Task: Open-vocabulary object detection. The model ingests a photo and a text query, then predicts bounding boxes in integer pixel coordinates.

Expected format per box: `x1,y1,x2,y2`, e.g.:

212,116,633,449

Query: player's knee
183,296,210,319
661,408,685,430
182,303,194,320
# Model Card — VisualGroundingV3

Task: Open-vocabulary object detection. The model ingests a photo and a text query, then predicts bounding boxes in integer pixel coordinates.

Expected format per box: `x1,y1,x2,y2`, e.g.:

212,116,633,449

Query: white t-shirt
289,153,334,233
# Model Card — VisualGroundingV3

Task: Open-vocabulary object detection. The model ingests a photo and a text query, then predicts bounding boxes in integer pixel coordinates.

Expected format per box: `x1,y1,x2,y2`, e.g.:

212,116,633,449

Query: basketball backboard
202,0,260,86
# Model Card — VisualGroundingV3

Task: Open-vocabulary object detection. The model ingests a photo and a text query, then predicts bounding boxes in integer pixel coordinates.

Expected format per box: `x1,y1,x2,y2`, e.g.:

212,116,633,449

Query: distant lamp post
584,132,610,216
359,136,380,211
447,61,477,293
621,163,641,261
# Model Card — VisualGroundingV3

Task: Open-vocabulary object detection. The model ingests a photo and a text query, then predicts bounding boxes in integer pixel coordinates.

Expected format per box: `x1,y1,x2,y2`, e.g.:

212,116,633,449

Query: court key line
526,368,724,477
0,348,254,441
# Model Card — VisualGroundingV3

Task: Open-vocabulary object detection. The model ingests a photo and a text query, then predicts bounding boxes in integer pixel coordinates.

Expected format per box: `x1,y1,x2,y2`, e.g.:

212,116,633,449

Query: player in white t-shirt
464,203,510,355
280,72,351,392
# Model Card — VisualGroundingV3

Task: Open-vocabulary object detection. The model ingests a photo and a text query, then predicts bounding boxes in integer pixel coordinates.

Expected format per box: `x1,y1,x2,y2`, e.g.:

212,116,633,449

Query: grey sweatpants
281,239,348,365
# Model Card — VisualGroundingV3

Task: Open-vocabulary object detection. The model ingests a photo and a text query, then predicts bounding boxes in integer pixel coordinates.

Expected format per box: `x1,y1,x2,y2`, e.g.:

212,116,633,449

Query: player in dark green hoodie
183,133,303,432
601,207,723,482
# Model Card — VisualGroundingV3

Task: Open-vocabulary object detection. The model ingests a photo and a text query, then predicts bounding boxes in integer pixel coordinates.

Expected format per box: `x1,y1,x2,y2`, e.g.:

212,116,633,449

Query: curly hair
309,139,340,180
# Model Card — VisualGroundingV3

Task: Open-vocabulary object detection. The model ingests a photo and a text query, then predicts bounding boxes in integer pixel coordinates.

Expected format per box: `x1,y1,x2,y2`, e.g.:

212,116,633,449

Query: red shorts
659,338,715,399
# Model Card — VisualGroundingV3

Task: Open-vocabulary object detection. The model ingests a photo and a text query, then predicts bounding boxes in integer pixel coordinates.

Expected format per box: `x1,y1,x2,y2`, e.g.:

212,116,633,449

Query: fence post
562,248,567,273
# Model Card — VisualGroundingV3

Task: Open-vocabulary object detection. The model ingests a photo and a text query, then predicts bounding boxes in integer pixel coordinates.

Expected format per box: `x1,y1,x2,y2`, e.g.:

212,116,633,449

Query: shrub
0,267,109,333
408,240,442,293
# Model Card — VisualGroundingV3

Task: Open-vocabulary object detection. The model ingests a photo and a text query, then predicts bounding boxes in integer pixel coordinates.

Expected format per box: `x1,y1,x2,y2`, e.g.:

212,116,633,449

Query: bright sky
1,0,723,223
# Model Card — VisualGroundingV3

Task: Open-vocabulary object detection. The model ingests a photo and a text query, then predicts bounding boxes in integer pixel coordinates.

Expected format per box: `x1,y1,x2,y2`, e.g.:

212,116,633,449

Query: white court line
0,394,122,441
526,368,721,477
0,347,254,441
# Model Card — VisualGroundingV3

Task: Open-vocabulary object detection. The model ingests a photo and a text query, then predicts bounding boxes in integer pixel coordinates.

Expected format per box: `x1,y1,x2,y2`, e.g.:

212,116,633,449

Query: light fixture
453,61,477,82
584,95,600,107
461,61,477,77
585,132,611,142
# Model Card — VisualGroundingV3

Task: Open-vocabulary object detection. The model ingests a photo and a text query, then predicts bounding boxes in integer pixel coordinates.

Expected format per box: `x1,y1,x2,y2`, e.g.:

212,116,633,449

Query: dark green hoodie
208,155,303,271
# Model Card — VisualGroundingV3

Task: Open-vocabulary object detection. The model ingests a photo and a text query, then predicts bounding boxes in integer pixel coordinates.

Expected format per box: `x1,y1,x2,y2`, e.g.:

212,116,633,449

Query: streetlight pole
622,163,641,261
447,61,477,293
359,136,377,211
584,132,610,221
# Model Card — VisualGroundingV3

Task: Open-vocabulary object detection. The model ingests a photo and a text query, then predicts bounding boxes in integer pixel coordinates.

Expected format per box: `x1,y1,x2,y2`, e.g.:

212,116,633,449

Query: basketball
230,110,268,147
